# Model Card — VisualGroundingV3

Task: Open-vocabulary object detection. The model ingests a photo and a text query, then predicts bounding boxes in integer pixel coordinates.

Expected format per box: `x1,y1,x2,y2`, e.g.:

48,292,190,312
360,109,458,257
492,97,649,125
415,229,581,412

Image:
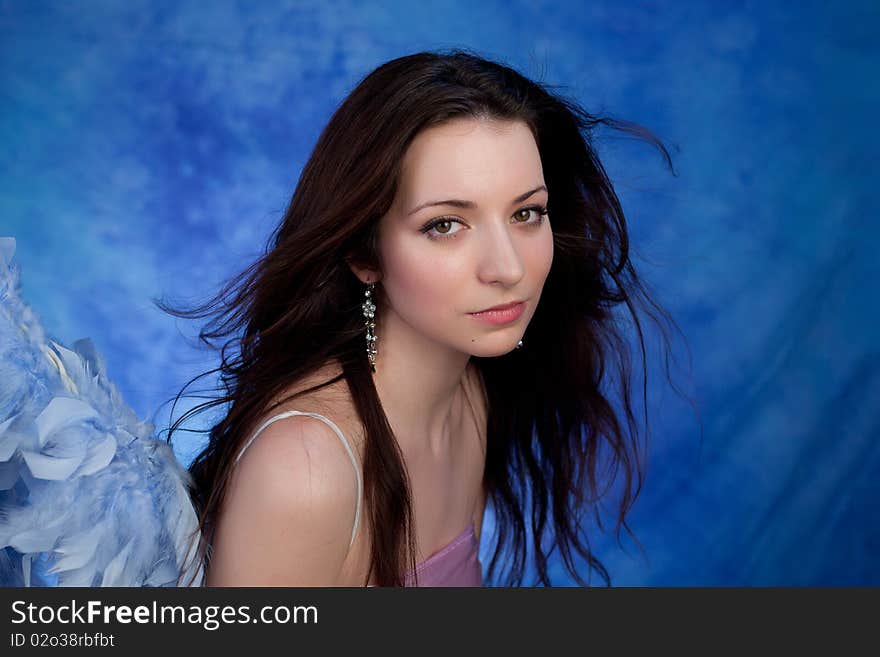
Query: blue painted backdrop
2,1,877,585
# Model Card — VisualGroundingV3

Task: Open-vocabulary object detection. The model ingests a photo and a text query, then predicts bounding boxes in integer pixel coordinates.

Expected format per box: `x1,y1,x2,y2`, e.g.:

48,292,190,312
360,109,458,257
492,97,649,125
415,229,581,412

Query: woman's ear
345,255,381,285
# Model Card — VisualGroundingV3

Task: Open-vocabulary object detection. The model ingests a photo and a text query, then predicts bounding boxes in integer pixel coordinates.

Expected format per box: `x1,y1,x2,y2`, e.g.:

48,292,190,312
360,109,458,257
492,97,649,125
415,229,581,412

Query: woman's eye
421,218,465,240
513,206,549,223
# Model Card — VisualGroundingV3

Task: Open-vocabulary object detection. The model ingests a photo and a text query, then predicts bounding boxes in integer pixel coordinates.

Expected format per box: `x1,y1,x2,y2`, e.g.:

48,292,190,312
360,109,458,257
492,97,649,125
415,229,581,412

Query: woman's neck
371,307,471,457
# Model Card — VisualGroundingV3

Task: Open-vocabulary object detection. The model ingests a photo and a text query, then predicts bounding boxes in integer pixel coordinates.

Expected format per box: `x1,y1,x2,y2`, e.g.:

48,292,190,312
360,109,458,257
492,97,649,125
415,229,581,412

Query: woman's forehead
395,118,544,212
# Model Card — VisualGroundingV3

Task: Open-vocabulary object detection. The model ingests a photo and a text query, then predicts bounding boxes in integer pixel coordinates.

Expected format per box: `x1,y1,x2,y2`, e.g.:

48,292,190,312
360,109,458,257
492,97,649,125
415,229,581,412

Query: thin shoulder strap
235,410,362,550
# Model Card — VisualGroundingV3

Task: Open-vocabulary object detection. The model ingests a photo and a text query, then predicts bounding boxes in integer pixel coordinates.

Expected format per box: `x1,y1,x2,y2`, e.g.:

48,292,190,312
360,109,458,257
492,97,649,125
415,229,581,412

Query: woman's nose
476,224,525,286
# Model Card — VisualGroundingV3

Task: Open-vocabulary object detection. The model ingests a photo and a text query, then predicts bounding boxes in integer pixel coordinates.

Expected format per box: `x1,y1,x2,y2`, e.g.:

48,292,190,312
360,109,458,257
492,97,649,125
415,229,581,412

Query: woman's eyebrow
406,184,547,216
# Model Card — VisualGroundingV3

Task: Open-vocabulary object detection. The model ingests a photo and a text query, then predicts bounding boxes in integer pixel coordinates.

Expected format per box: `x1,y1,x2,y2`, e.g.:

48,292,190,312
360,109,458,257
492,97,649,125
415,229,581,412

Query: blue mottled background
2,1,877,585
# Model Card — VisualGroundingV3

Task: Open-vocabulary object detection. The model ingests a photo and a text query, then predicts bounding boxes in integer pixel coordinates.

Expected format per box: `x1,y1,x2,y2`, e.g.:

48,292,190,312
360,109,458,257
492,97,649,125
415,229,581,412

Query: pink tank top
236,410,483,587
404,520,483,587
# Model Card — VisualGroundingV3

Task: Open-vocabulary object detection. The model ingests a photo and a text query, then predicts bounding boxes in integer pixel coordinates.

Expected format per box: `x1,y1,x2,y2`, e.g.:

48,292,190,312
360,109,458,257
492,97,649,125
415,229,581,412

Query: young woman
0,49,685,588
163,49,686,587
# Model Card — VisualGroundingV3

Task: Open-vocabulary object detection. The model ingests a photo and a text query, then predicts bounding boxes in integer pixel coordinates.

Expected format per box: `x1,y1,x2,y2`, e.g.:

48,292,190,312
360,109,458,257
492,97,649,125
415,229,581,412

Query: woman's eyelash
420,205,549,240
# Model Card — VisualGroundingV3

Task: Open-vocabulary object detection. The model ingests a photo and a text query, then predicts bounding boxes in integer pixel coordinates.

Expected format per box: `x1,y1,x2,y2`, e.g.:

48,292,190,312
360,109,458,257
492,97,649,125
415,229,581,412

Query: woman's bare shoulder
208,401,360,586
256,359,366,462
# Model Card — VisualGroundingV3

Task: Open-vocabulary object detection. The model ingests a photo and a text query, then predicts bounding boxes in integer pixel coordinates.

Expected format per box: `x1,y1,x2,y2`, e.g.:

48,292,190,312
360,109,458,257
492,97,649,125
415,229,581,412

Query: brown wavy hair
159,48,695,587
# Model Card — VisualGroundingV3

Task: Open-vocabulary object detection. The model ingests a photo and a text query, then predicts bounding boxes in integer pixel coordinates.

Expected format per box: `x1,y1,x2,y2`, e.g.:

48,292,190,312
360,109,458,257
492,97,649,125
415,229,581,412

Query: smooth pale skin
207,117,554,586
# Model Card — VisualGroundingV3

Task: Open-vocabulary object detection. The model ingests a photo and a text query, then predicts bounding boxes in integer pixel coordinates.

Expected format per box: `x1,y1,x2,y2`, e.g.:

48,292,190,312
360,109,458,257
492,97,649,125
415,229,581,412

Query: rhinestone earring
362,282,377,372
516,339,523,349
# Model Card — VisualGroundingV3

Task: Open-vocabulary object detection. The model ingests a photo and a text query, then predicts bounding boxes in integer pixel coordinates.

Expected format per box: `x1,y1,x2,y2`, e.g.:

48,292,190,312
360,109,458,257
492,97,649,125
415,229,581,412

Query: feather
34,397,99,447
0,415,19,461
0,237,205,587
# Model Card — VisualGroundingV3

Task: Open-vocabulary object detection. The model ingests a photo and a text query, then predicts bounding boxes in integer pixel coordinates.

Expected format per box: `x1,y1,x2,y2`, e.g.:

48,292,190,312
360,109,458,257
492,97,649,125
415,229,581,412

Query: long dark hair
159,48,693,586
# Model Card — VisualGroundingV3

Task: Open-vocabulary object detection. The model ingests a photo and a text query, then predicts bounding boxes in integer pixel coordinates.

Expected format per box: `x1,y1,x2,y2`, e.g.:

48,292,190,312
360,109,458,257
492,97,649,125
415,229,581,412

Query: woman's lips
468,301,525,325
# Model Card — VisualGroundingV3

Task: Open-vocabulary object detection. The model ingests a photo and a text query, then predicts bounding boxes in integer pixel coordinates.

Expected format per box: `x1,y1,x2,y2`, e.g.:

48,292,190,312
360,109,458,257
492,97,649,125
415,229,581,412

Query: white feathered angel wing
0,237,204,586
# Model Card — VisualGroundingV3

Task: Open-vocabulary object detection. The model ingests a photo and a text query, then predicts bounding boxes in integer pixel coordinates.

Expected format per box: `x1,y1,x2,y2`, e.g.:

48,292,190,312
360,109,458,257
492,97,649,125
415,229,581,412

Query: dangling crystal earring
362,282,377,372
515,339,523,349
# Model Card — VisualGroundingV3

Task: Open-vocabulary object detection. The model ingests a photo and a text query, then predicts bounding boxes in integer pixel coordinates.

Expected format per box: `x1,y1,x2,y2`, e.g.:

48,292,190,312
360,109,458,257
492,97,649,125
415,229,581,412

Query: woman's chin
466,338,524,358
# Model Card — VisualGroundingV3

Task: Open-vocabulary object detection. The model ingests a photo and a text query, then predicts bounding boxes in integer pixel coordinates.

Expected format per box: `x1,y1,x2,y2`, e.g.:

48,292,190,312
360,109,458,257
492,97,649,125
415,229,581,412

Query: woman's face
374,116,554,358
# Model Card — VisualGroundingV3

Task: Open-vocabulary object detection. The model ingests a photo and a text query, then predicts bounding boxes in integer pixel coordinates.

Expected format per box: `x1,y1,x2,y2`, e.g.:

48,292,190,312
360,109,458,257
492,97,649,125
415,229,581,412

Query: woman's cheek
527,229,554,281
387,247,452,309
